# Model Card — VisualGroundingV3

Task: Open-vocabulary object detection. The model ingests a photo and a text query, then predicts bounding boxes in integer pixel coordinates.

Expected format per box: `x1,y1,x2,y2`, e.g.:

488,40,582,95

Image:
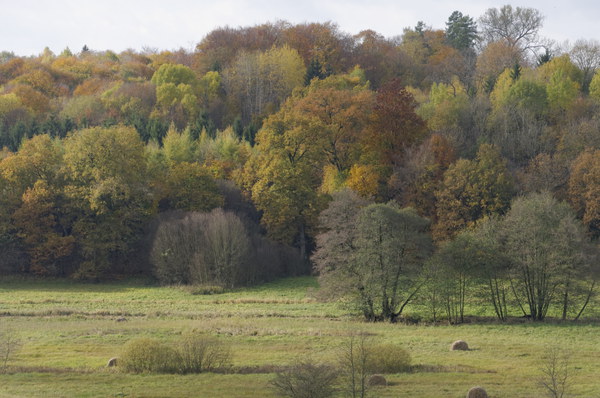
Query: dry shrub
466,386,488,398
366,344,411,373
177,333,231,373
0,327,21,373
120,337,179,373
451,340,469,351
539,347,571,398
367,374,387,386
270,361,338,398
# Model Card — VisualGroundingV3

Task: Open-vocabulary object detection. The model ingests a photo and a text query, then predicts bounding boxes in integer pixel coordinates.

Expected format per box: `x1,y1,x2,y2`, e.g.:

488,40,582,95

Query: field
0,276,599,397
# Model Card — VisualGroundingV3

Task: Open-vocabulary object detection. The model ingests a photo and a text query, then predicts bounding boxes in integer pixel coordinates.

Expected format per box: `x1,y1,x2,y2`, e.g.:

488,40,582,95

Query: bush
366,344,411,373
120,337,179,373
120,334,231,374
177,333,231,373
271,361,338,398
0,327,21,373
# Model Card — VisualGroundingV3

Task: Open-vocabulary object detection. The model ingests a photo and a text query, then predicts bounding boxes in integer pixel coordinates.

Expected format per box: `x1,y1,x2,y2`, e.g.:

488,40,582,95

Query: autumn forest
3,5,600,323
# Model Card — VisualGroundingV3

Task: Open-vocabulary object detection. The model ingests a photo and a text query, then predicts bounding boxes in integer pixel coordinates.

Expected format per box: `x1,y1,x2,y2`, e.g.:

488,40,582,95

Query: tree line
2,5,600,320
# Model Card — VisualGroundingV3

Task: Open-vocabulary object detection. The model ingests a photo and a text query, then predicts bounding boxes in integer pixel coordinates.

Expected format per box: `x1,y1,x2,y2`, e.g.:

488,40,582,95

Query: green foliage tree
62,126,153,278
161,124,196,166
151,63,200,127
163,161,223,212
434,144,514,240
589,69,600,101
418,78,469,132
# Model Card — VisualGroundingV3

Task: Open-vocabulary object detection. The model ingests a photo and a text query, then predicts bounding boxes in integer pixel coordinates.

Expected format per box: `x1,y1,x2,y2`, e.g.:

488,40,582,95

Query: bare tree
0,327,21,373
569,39,600,92
271,360,338,398
479,5,545,56
151,209,251,288
539,348,571,398
199,208,251,288
338,333,372,398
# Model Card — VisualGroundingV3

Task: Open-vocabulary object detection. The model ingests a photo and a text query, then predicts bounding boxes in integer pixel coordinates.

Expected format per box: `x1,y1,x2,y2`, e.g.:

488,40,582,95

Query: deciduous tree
316,201,432,322
479,5,545,55
434,144,514,240
62,126,153,278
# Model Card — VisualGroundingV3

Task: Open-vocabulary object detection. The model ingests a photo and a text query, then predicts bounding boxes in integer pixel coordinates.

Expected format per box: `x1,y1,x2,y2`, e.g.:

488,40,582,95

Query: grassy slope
0,276,599,397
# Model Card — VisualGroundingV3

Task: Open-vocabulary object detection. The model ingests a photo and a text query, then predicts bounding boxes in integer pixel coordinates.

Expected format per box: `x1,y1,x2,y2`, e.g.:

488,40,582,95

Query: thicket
151,209,303,288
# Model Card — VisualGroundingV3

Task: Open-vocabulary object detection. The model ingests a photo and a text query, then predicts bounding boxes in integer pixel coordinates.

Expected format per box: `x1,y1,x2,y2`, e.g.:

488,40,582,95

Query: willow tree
503,192,596,320
315,199,432,322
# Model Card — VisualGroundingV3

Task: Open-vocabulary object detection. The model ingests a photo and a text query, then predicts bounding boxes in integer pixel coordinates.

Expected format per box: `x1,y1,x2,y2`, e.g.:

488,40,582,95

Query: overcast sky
1,1,598,56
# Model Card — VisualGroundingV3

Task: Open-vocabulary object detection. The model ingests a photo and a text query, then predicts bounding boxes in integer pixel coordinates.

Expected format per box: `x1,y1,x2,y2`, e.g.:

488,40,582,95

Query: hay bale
466,386,488,398
367,374,387,387
451,340,469,351
107,357,118,367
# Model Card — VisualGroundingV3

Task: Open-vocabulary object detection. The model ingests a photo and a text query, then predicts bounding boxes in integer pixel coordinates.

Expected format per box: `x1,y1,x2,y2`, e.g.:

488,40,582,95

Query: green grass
0,276,599,397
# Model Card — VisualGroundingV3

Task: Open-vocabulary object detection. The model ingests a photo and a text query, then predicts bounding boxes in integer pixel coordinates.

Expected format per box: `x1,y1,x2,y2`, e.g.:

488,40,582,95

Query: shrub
177,333,231,373
271,361,338,398
120,337,179,373
366,344,411,373
120,334,231,374
0,327,21,373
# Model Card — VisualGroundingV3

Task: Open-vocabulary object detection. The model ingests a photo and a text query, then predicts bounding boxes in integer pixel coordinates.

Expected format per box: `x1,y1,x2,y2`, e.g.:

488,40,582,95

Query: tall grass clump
177,333,231,374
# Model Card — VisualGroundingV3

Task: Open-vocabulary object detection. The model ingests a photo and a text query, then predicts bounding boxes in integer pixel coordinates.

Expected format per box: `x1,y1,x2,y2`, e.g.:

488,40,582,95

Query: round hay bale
466,386,488,398
451,340,469,351
367,374,387,387
107,357,118,367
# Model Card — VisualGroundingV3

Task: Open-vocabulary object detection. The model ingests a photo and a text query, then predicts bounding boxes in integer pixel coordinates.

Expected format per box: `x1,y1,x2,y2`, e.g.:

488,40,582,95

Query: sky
1,0,598,56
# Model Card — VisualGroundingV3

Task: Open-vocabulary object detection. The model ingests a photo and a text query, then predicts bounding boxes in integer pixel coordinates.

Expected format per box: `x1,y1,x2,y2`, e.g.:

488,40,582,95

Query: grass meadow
0,276,599,397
